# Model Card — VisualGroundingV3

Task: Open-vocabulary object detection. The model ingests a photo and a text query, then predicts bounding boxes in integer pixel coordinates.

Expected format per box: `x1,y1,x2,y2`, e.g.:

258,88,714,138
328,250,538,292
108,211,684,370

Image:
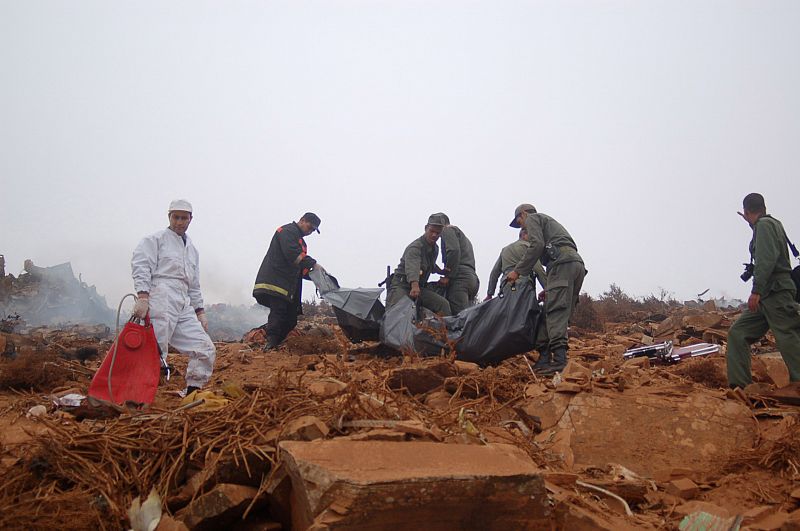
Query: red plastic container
88,315,161,405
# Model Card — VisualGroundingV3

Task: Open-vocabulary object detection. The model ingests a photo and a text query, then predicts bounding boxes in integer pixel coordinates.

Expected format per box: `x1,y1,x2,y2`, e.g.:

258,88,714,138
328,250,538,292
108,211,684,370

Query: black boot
541,348,567,375
185,385,200,396
262,336,281,352
533,350,551,373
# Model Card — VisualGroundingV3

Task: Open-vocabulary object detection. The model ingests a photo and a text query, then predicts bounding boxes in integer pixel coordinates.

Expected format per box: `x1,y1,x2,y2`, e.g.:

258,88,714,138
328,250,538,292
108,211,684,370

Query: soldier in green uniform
727,193,800,389
435,213,480,315
485,228,546,300
386,214,452,316
506,203,586,374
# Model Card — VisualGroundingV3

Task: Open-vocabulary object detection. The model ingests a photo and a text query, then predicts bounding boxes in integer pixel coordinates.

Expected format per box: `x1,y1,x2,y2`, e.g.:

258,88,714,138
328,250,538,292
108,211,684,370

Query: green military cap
427,213,447,227
510,203,537,228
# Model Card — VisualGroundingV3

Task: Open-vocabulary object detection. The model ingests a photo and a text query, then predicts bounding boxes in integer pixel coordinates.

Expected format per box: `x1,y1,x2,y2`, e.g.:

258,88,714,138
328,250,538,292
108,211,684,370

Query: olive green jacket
750,215,796,297
516,213,583,276
487,240,546,296
441,225,476,278
394,235,439,285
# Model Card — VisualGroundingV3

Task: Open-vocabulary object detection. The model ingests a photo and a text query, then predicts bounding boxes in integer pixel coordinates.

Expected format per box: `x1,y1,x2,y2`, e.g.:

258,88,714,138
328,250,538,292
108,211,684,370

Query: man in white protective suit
131,199,216,395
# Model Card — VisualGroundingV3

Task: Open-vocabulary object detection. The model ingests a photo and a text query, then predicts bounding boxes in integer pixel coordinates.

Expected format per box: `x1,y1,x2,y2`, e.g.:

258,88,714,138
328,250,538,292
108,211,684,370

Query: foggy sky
2,1,798,311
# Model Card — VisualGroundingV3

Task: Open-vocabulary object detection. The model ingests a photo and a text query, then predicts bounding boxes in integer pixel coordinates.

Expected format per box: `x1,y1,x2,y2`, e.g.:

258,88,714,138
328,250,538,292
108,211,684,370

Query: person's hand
505,271,520,284
439,277,450,287
409,282,421,300
133,294,149,319
538,291,546,302
196,310,209,331
748,293,761,313
484,294,493,302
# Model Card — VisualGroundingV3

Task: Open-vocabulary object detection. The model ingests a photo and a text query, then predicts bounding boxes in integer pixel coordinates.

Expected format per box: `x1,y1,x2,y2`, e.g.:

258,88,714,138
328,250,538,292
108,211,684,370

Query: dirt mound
671,357,728,389
0,350,80,391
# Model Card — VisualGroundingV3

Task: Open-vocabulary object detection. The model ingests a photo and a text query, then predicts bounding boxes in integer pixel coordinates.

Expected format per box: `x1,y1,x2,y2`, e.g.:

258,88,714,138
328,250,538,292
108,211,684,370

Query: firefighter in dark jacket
253,212,324,350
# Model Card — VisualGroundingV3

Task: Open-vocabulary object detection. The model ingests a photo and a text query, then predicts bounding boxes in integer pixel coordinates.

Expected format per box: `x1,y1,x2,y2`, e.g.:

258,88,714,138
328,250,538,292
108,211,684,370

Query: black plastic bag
383,281,541,366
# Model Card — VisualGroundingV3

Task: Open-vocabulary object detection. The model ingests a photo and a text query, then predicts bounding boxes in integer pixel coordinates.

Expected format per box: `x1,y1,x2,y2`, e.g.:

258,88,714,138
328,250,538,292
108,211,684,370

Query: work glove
133,294,149,319
196,310,209,332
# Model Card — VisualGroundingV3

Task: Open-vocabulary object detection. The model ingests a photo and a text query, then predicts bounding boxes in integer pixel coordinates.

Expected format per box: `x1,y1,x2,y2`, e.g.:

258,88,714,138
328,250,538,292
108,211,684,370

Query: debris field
2,299,800,530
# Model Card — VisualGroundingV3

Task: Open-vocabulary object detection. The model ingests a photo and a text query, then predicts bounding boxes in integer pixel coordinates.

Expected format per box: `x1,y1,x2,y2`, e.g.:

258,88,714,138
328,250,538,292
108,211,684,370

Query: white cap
168,199,193,213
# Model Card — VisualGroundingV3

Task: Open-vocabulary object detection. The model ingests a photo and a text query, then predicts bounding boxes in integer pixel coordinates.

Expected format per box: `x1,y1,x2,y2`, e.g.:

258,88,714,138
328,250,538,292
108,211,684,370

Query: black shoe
540,348,567,375
186,385,200,395
262,337,281,352
533,350,552,373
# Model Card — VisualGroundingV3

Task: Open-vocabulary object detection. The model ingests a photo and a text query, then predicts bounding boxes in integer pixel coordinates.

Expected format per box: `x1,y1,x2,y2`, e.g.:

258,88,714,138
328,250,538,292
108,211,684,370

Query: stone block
666,477,699,499
284,416,329,441
278,440,551,530
175,483,260,531
554,386,756,476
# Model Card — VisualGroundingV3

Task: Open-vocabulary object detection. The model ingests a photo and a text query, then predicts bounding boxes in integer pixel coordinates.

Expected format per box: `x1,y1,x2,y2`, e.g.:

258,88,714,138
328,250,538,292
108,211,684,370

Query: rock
562,360,592,382
555,382,584,394
344,429,408,442
743,505,779,525
278,440,551,529
758,354,791,388
666,477,699,499
702,329,727,344
386,361,457,395
308,379,347,398
548,429,575,470
175,484,259,531
606,344,627,357
748,511,789,530
522,392,573,431
682,313,723,331
284,416,329,441
554,386,756,476
655,316,677,337
424,390,456,410
622,357,650,369
155,515,189,531
454,360,480,375
554,502,620,530
784,509,800,531
26,405,47,418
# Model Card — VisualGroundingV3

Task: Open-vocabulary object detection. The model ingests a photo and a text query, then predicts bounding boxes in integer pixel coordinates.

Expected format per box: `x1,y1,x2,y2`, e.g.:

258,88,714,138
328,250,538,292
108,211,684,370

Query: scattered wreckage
0,257,114,327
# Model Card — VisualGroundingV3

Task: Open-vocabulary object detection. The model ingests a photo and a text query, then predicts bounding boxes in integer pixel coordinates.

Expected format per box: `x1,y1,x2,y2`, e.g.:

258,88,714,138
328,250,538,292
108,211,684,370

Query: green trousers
386,283,452,316
727,289,800,388
539,261,585,352
446,269,480,315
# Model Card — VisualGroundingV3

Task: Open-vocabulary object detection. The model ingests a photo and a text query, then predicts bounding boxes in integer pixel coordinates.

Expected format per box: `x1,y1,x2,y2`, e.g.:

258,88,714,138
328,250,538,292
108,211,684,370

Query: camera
740,263,754,282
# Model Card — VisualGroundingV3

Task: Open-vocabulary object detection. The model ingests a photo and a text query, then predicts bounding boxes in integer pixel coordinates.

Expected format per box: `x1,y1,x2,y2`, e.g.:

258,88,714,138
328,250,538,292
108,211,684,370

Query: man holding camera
727,193,800,389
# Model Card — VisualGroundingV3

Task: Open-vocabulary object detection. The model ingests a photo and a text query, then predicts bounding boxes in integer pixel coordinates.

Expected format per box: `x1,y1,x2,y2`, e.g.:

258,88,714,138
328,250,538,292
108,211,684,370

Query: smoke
0,260,115,327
